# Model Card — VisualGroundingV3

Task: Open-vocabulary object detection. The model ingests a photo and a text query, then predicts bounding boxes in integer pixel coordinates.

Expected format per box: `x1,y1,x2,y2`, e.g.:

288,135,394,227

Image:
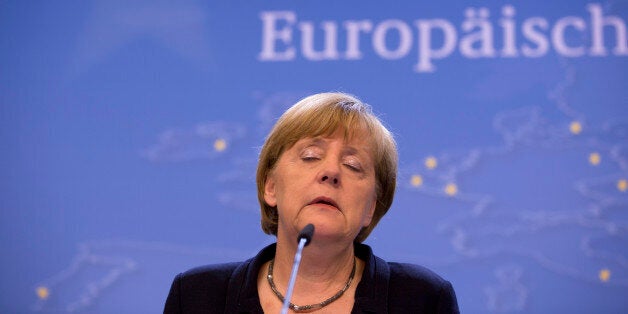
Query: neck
272,230,358,295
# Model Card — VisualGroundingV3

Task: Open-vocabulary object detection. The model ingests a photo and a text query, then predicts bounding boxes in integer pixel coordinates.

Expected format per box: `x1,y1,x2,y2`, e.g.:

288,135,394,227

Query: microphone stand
280,224,314,314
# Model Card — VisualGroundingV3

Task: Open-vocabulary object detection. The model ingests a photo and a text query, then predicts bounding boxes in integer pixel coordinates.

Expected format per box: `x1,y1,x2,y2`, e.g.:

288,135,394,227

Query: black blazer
165,243,459,313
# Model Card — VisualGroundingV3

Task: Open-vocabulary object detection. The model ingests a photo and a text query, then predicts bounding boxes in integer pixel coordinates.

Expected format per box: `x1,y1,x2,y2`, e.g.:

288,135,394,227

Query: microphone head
297,224,315,246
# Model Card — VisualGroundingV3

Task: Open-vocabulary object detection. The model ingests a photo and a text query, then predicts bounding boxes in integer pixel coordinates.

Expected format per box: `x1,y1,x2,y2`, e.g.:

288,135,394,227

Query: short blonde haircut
256,92,397,243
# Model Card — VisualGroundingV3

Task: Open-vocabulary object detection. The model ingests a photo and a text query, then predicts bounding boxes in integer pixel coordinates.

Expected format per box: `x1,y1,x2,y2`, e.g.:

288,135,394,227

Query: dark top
164,243,459,313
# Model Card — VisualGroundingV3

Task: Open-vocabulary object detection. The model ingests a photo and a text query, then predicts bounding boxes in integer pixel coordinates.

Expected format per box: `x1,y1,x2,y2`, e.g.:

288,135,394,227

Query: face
263,130,377,244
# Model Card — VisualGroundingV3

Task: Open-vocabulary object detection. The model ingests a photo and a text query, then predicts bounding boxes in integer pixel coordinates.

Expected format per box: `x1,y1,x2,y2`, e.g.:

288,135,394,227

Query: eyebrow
305,137,365,157
308,137,326,146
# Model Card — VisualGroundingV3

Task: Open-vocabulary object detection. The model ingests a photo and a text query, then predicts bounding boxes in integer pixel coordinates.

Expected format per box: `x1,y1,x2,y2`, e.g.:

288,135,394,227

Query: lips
309,196,340,210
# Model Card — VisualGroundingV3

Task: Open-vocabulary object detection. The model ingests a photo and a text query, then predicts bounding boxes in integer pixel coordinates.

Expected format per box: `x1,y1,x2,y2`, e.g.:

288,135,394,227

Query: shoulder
164,262,243,313
164,244,277,313
174,262,243,294
387,262,459,314
388,262,449,289
179,262,242,284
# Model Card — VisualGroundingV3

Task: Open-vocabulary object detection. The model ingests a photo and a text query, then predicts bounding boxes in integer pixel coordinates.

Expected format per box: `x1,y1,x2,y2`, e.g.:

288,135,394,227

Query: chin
305,222,351,242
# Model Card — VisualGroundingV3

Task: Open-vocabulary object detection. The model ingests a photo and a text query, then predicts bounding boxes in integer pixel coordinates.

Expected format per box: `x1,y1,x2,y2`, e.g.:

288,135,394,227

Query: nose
318,161,340,187
320,174,339,186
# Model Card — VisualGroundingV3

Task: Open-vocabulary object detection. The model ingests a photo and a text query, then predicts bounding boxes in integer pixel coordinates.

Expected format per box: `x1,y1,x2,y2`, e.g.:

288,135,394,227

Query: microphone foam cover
297,224,315,246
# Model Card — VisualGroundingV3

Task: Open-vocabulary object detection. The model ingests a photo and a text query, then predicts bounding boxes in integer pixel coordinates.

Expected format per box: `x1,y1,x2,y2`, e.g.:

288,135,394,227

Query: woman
164,92,459,313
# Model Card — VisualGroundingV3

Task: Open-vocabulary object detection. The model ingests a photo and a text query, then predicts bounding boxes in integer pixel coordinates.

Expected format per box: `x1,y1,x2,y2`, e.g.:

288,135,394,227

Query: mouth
309,196,340,210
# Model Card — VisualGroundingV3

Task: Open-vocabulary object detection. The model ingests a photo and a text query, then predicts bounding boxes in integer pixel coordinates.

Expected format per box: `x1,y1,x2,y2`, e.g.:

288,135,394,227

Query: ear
362,197,377,227
263,175,277,207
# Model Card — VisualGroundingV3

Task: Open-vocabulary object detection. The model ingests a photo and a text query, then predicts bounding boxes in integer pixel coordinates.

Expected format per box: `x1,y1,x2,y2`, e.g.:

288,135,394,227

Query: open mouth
309,197,339,210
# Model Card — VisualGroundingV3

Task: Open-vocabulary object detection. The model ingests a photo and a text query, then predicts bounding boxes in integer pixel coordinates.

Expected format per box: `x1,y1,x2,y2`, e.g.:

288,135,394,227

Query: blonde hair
256,92,397,242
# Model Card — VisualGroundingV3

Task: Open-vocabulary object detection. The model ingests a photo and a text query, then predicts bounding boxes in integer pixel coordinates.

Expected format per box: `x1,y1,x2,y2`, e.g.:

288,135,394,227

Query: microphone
281,224,315,314
297,223,314,246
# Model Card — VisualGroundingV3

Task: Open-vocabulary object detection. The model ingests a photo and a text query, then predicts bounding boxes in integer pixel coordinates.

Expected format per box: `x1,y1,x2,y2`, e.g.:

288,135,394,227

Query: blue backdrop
1,0,627,313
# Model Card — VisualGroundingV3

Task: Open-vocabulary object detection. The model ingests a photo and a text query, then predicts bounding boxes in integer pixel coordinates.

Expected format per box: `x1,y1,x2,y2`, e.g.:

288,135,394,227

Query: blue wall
1,1,627,312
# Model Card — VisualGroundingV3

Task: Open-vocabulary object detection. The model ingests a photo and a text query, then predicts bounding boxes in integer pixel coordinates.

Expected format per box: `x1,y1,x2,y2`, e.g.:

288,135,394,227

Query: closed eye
344,162,362,172
300,146,322,161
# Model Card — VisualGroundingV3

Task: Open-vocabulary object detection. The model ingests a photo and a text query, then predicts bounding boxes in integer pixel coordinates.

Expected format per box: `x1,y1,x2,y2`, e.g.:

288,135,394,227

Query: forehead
307,122,370,142
293,129,374,155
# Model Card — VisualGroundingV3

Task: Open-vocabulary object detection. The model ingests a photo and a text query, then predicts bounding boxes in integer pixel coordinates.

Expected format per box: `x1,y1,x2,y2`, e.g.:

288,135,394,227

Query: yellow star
588,152,601,166
599,268,611,282
569,121,582,135
424,156,438,170
36,286,50,300
618,179,627,192
445,183,458,196
410,175,423,187
214,139,227,152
